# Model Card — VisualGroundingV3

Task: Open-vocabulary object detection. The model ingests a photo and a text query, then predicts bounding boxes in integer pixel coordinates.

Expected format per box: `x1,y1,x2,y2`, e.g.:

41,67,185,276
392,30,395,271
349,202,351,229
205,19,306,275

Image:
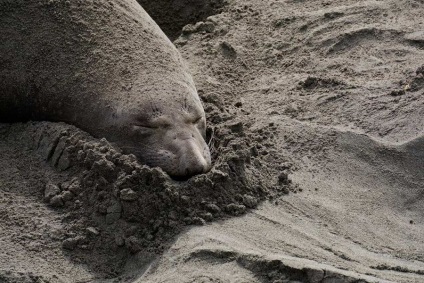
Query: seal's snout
177,136,211,178
182,148,210,177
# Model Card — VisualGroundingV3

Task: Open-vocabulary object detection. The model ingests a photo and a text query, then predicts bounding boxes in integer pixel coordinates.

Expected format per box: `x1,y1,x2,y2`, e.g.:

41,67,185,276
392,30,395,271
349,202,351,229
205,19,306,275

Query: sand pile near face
1,0,423,282
0,111,294,281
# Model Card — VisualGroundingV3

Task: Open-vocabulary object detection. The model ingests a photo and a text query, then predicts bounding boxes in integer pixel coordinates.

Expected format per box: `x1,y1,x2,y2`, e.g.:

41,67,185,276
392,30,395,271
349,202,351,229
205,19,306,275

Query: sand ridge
1,0,423,282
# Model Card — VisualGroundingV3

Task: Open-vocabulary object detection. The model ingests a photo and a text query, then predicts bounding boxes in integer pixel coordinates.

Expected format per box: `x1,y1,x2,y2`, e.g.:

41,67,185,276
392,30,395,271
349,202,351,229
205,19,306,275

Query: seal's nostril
182,161,206,178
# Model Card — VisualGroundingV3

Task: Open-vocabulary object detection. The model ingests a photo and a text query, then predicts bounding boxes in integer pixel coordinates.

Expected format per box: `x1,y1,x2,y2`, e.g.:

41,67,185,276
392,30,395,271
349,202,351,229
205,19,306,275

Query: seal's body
0,0,211,177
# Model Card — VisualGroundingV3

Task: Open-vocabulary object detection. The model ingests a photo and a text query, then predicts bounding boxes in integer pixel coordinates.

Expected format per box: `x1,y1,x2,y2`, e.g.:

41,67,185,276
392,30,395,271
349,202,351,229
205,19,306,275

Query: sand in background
1,0,423,282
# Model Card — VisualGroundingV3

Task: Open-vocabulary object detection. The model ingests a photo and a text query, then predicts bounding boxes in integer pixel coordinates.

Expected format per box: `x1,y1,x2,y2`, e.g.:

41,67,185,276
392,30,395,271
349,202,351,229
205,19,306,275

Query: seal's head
105,80,212,179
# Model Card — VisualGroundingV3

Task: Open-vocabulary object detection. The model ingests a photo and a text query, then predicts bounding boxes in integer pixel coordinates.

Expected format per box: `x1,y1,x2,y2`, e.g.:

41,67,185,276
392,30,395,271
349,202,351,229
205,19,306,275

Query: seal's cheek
117,125,162,161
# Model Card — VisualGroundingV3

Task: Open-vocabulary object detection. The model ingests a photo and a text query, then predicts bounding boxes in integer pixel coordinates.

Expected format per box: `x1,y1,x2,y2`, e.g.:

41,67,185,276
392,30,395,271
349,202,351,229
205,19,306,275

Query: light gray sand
1,0,423,282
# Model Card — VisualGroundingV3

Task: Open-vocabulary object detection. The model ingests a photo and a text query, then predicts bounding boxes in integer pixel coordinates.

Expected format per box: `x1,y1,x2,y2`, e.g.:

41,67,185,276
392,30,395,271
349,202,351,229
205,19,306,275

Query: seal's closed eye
134,115,170,130
133,124,157,129
131,124,156,137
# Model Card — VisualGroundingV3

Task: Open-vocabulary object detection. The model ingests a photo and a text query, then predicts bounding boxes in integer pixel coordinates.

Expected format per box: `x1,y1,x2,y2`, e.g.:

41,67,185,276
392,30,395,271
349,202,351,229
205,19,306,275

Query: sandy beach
1,0,423,282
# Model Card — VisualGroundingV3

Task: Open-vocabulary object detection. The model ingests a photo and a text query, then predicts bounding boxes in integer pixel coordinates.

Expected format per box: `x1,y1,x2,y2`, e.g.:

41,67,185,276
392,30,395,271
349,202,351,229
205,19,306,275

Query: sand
0,0,423,282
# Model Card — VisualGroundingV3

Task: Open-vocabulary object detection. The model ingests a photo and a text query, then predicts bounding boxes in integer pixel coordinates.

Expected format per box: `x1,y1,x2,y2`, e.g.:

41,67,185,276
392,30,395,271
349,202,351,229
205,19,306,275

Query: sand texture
1,0,423,282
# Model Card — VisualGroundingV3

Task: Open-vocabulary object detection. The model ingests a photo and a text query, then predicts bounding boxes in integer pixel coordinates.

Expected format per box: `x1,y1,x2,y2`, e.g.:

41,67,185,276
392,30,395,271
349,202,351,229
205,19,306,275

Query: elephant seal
0,0,211,178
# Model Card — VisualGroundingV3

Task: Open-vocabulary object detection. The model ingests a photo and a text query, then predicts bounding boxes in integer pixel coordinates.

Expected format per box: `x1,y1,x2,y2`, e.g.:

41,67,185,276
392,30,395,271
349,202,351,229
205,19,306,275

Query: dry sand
1,0,423,282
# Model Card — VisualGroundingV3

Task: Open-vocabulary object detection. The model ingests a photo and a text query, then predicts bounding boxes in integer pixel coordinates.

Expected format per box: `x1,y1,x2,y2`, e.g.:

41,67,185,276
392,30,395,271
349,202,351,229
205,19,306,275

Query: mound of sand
1,0,423,282
0,115,293,281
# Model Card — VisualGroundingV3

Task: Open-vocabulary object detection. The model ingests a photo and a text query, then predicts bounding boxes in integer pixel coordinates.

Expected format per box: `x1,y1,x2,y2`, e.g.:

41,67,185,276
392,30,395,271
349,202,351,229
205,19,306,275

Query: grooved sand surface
1,0,423,282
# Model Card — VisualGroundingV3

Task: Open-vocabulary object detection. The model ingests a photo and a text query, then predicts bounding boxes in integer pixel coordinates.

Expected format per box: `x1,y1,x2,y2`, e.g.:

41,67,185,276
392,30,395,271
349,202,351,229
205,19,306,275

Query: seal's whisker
207,127,218,158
